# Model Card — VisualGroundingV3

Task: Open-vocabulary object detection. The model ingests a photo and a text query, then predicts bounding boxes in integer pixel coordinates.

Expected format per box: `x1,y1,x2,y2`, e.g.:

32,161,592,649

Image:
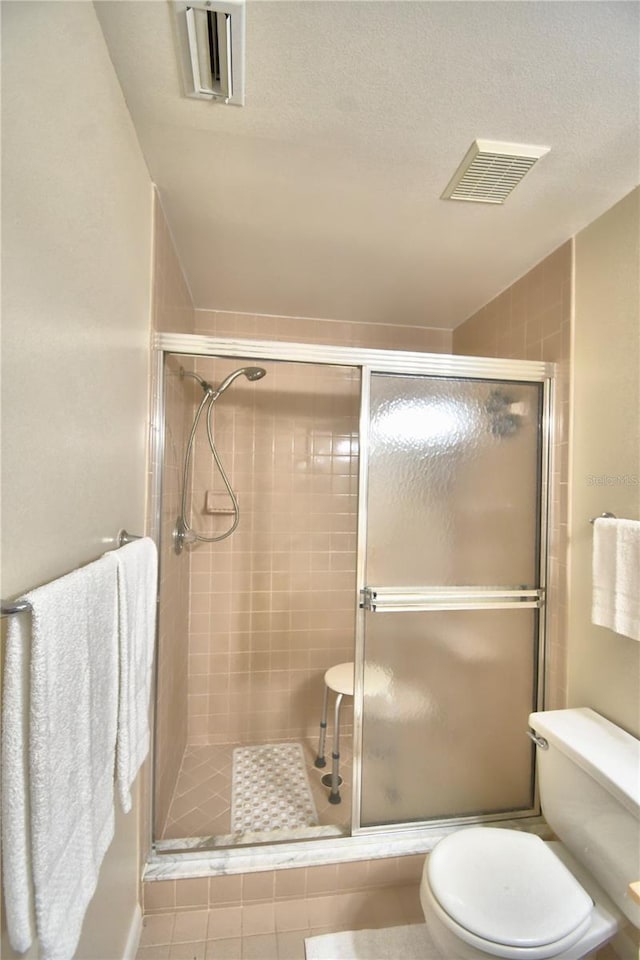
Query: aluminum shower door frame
150,332,555,863
352,364,553,836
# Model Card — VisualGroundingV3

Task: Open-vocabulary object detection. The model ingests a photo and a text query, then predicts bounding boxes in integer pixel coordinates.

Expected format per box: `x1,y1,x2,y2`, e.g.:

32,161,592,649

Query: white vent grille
175,0,245,106
442,140,550,204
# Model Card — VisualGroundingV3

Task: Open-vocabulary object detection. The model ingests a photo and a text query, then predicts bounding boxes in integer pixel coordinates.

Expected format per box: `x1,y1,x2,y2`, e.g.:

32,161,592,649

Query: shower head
244,367,267,382
211,366,267,400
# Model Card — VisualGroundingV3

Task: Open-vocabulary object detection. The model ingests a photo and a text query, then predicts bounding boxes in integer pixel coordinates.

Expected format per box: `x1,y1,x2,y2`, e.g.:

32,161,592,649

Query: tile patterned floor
136,890,622,960
136,884,424,960
161,738,352,842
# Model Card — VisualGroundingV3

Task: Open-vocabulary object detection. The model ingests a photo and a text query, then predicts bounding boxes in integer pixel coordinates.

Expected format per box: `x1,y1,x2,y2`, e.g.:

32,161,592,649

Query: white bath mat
305,923,441,960
231,742,319,833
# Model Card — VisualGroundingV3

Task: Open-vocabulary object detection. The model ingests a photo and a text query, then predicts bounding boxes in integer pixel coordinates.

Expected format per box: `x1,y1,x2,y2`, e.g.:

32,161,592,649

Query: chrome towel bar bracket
116,529,143,548
589,512,616,524
1,598,32,617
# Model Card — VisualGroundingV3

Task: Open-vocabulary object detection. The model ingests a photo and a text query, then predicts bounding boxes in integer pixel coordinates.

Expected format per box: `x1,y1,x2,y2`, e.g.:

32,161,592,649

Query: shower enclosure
150,334,553,861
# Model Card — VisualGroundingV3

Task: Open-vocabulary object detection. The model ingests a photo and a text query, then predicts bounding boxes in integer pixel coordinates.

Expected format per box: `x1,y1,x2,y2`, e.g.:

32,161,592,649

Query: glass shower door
356,373,545,829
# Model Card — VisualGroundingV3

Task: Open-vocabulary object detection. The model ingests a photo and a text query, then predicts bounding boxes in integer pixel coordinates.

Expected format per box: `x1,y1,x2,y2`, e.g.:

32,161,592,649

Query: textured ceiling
96,1,640,329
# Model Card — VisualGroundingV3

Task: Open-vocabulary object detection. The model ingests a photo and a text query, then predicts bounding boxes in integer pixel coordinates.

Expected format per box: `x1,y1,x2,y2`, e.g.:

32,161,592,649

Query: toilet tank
529,708,640,929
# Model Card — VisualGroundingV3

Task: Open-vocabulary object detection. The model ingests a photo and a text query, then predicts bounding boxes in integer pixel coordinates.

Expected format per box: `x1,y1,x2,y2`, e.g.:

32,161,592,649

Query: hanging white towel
2,553,119,960
592,517,640,641
2,608,36,952
114,537,158,813
612,519,640,640
592,517,618,630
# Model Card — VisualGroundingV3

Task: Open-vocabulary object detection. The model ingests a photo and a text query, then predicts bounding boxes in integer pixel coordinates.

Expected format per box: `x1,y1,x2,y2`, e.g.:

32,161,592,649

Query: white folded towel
114,537,158,813
592,517,640,641
1,553,119,960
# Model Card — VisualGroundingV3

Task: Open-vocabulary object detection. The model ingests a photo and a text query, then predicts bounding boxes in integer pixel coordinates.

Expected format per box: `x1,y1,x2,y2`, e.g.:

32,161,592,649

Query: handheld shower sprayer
209,366,266,400
180,365,266,400
175,364,267,554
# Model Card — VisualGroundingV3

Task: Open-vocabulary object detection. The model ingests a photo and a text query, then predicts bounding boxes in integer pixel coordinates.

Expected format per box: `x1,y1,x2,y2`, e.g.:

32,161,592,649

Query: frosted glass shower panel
366,375,542,586
359,608,537,827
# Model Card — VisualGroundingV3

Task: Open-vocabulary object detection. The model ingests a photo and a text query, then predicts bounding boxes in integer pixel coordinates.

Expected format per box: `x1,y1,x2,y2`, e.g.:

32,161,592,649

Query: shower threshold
155,822,343,854
145,814,552,882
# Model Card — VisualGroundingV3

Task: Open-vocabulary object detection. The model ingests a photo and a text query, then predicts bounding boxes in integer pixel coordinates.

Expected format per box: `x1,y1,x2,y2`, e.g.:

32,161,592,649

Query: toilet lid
428,828,593,949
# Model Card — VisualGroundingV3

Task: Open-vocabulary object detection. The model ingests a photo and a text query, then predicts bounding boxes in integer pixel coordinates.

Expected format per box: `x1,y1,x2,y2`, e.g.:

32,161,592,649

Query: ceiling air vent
174,0,245,105
441,139,550,204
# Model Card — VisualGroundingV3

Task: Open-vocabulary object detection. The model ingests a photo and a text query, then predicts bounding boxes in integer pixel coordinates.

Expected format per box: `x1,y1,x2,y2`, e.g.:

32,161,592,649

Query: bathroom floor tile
137,946,171,960
205,938,242,959
168,941,207,960
137,884,421,960
140,913,176,946
173,910,209,943
240,932,279,959
275,930,307,959
135,887,624,960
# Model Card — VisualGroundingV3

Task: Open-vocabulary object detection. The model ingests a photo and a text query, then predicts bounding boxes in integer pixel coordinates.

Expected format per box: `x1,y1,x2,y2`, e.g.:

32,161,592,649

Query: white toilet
420,708,640,960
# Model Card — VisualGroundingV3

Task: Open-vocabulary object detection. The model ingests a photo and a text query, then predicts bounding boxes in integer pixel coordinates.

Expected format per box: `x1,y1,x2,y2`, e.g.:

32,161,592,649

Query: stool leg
314,683,329,768
329,693,343,804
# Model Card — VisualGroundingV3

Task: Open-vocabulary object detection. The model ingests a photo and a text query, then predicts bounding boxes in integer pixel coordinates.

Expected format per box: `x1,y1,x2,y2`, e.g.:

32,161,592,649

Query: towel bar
589,512,616,524
1,598,32,617
1,528,146,617
116,529,143,547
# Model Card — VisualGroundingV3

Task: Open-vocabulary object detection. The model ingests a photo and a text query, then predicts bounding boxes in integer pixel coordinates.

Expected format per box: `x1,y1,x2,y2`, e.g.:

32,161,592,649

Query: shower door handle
360,586,543,612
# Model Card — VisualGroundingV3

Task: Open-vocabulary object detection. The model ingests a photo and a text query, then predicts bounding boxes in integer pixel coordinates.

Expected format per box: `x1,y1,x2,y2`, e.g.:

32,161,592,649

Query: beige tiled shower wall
182,311,450,748
150,192,196,834
194,309,452,353
184,358,360,745
453,241,572,709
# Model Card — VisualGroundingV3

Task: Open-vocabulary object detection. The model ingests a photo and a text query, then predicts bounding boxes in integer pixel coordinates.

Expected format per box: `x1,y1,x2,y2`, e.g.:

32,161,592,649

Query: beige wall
568,187,640,736
453,243,572,710
152,193,196,335
1,3,152,957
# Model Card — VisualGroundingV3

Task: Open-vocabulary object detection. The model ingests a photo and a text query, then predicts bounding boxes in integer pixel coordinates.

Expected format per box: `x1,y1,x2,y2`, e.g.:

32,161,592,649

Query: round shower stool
314,661,354,805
